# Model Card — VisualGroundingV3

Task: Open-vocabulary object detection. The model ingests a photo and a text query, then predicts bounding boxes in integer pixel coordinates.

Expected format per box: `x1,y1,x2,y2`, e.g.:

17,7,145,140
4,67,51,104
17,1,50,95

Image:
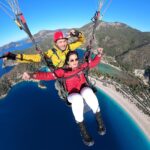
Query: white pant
67,87,100,122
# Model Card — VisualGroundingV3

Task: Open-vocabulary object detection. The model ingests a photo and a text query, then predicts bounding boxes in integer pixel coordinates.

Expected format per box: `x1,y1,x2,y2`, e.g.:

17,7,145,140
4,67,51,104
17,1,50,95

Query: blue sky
0,0,150,46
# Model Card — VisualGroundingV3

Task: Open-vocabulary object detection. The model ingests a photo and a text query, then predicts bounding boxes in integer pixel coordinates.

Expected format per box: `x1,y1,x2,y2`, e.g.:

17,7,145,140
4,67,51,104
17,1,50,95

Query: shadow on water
0,81,150,150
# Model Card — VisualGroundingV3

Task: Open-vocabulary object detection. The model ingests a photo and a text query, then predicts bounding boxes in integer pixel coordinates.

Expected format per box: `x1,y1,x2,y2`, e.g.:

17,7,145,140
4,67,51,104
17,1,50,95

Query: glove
70,29,81,37
4,52,16,60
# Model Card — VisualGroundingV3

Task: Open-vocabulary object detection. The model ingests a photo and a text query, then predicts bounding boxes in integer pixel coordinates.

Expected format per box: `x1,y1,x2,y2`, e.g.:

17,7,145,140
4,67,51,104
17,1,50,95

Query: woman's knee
67,93,83,104
80,87,94,98
81,87,100,113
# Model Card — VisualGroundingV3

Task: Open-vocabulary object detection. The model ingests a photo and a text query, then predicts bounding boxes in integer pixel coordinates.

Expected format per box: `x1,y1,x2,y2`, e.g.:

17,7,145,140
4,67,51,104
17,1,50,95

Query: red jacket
34,55,101,94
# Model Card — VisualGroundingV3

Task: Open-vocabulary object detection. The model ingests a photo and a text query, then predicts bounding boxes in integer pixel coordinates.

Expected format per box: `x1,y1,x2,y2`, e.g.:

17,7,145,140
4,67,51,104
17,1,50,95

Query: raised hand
69,29,80,37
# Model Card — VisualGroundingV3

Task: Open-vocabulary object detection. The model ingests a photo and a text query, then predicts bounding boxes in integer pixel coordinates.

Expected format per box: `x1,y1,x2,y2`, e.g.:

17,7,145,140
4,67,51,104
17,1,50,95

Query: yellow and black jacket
16,33,85,68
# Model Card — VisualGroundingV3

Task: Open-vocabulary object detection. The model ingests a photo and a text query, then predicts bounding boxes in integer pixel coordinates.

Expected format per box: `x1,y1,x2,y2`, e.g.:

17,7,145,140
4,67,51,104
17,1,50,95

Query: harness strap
51,48,60,60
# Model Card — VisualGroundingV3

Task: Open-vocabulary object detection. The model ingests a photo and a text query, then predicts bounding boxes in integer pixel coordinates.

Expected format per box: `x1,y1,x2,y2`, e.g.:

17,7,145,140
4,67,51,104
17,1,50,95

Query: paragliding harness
83,50,97,93
54,66,96,107
44,47,70,103
48,47,96,106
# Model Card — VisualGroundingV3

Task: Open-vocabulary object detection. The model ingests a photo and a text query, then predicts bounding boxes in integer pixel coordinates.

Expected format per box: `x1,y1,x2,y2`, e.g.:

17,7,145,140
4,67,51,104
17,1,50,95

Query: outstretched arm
16,53,42,63
2,52,42,63
22,69,64,81
3,49,54,63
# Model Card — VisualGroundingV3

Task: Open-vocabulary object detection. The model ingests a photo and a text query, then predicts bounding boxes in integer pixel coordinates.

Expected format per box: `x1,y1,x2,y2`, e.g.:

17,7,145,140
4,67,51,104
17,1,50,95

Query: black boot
78,121,94,146
95,111,106,135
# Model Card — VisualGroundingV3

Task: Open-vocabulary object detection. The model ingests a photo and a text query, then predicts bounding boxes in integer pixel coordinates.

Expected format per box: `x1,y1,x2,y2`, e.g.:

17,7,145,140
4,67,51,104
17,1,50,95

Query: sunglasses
69,58,79,62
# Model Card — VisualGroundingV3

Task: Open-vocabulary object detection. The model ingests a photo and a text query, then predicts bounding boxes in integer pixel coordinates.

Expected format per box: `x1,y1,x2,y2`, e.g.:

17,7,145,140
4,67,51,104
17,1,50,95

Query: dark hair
65,51,79,65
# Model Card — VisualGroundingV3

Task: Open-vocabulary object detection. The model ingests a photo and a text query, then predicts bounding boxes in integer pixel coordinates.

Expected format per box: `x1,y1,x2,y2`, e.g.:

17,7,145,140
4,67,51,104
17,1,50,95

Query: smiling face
67,54,79,69
55,39,68,51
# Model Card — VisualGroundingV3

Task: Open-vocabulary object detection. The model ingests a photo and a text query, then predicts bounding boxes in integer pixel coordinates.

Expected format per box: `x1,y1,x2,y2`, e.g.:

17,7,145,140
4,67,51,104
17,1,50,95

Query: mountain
0,42,20,52
81,21,150,70
25,29,70,44
116,43,150,70
0,39,32,54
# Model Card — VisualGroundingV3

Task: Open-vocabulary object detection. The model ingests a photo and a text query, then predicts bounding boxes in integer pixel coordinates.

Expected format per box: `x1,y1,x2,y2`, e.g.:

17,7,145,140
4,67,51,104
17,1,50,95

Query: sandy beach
92,77,150,140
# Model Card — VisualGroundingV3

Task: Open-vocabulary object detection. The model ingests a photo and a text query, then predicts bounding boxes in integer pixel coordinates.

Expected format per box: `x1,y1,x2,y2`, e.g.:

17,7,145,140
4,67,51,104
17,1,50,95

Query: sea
0,48,150,150
0,81,150,150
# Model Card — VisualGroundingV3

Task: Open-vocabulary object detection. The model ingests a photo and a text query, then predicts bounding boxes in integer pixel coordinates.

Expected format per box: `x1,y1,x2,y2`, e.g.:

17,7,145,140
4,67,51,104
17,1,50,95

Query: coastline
0,79,41,100
0,79,24,100
0,94,7,99
92,77,150,140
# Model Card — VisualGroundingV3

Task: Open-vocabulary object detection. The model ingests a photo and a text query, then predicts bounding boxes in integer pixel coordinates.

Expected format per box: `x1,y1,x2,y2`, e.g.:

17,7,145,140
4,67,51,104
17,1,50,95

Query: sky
0,0,150,46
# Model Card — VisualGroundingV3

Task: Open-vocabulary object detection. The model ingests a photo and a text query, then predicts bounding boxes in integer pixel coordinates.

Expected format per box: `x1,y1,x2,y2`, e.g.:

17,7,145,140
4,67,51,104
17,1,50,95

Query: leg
67,93,94,146
67,93,84,122
81,87,106,135
80,87,100,113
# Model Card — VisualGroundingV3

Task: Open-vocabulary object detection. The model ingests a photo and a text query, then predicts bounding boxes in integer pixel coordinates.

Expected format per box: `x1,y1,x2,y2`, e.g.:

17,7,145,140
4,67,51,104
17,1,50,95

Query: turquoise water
98,63,121,76
0,81,149,150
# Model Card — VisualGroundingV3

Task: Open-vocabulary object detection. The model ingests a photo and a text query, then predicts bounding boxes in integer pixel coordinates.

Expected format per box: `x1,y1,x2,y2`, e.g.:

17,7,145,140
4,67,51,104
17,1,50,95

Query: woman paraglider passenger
22,48,106,146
